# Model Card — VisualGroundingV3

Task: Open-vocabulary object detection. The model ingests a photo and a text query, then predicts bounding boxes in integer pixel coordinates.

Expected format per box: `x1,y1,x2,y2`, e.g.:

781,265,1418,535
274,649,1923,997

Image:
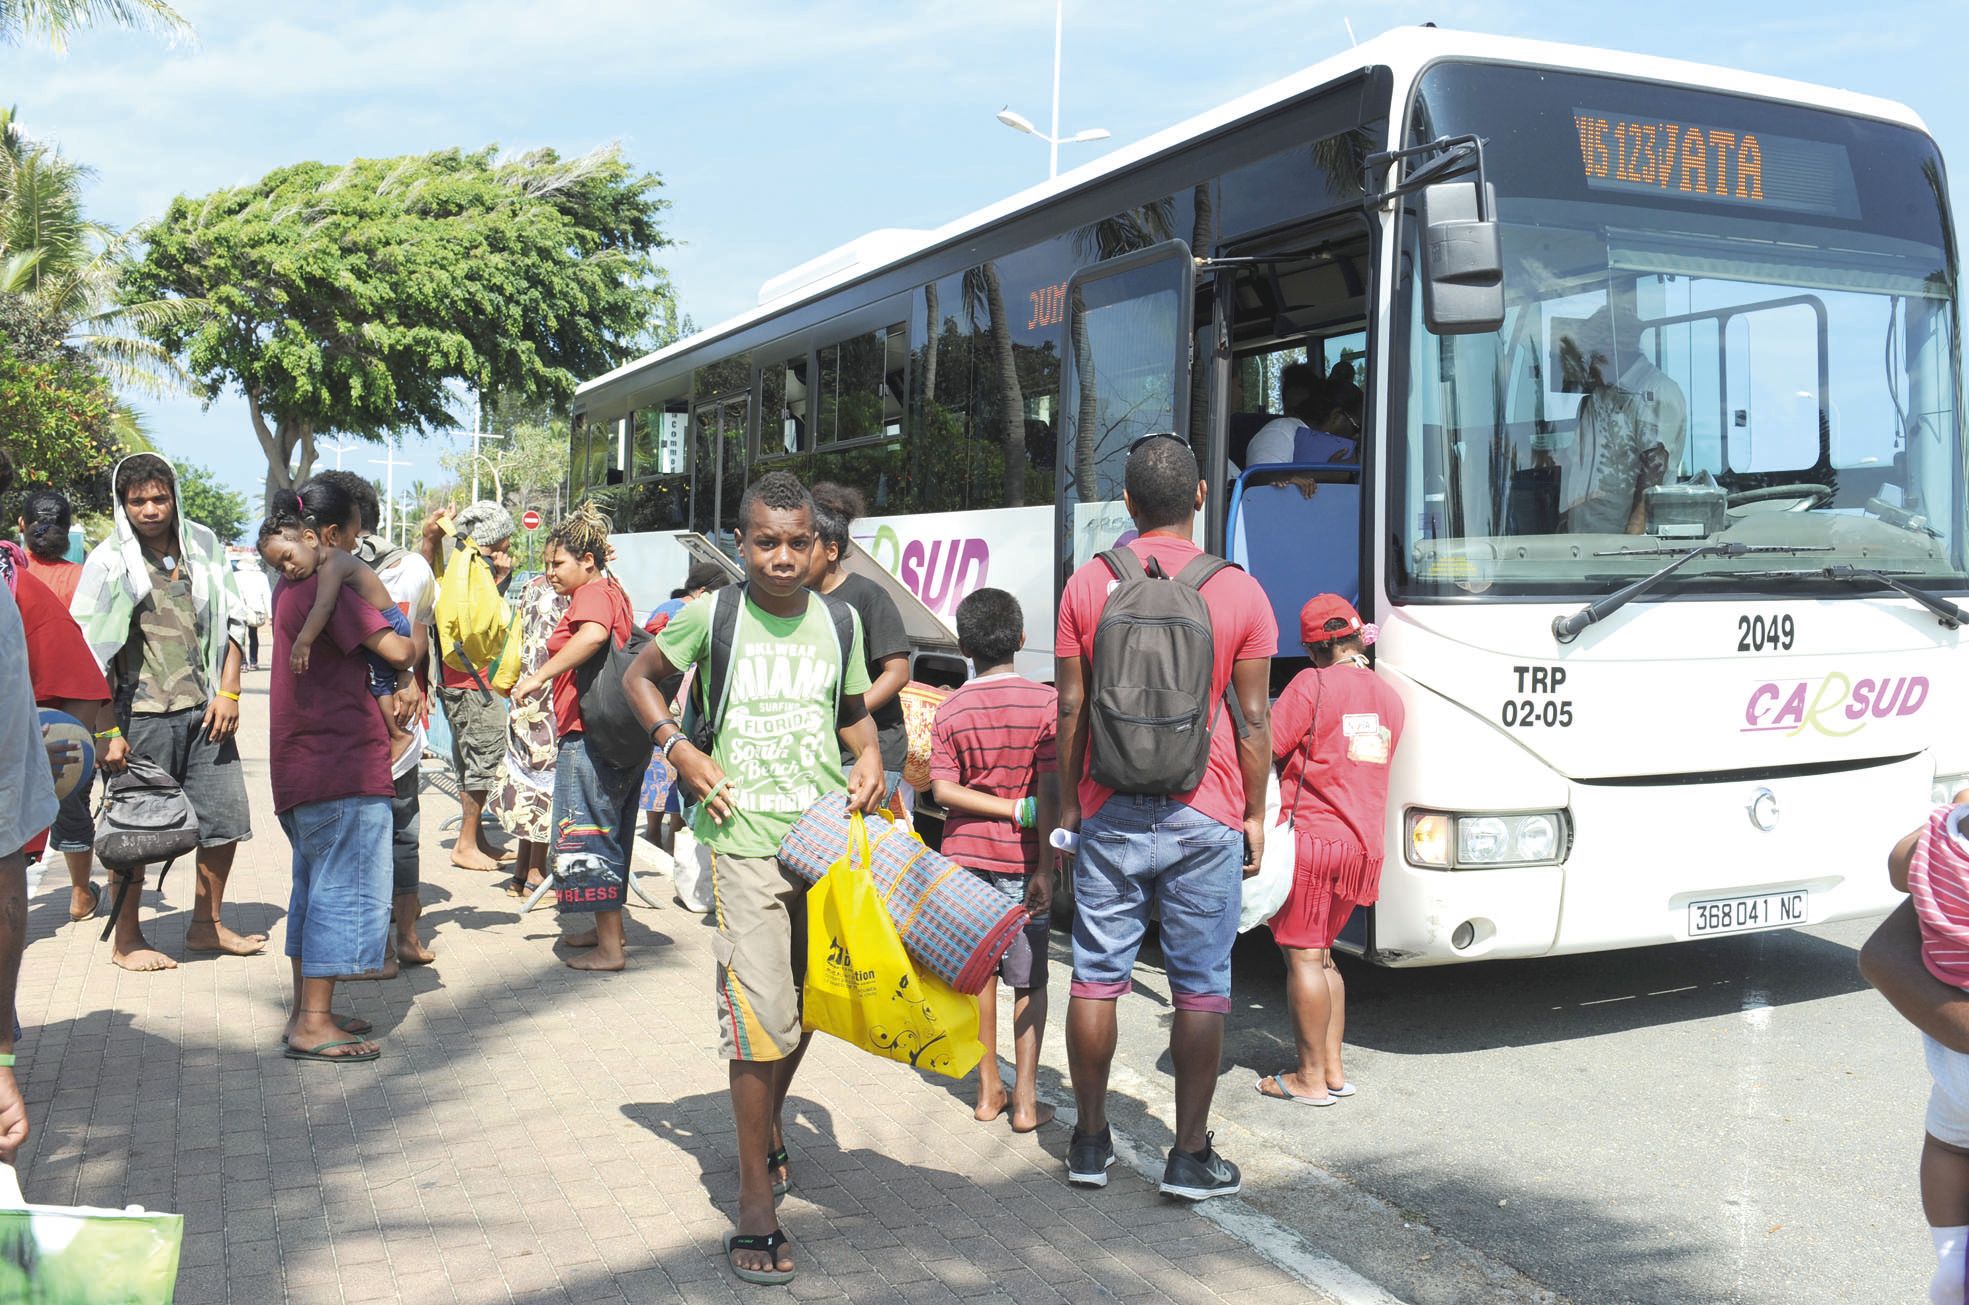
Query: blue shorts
550,734,638,914
277,795,392,977
1070,797,1243,1014
366,605,412,697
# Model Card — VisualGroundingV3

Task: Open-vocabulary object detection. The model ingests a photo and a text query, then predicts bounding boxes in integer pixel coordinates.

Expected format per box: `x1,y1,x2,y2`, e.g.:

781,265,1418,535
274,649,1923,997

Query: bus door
1056,239,1197,590
1214,223,1374,680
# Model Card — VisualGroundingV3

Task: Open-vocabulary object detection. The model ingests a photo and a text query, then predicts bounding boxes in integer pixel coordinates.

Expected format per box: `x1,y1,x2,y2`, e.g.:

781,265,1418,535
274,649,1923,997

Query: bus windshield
1393,63,1965,599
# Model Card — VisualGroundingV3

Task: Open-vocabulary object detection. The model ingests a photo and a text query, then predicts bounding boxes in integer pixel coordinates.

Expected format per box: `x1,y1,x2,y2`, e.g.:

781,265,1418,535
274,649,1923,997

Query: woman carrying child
510,504,639,972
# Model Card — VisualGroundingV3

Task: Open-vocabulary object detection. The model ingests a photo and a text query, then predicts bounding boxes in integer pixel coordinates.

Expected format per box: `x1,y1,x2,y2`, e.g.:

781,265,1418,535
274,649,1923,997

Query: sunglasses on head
1127,431,1188,455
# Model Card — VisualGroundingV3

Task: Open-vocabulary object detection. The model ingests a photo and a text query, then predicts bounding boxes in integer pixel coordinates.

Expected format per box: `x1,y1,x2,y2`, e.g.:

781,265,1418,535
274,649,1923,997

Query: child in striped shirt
929,587,1058,1133
1891,792,1969,1305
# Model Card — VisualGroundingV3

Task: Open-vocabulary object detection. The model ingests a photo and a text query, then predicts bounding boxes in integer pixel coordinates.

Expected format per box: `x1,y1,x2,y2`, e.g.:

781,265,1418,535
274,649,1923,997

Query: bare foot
562,929,599,949
111,943,177,972
395,935,435,967
450,850,503,872
1008,1100,1056,1134
491,844,516,864
566,949,625,972
974,1081,1007,1123
184,919,268,956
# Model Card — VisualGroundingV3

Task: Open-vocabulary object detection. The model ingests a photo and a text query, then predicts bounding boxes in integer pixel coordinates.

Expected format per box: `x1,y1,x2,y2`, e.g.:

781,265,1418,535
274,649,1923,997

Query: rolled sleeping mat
778,794,1029,996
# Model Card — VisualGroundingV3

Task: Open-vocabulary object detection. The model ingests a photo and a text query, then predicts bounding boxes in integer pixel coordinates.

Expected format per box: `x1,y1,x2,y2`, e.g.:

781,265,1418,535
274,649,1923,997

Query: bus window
715,394,750,538
818,325,901,446
759,353,809,456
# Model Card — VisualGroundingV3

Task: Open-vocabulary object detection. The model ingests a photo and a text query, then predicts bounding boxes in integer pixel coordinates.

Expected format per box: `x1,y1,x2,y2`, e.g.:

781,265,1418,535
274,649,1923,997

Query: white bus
572,27,1965,966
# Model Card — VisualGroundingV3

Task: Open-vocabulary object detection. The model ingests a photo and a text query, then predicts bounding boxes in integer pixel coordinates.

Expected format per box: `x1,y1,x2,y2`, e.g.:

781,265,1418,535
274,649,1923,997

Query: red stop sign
521,509,542,531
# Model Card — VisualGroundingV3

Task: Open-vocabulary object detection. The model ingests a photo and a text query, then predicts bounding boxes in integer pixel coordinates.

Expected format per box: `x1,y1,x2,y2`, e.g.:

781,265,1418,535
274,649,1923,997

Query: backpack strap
1097,548,1147,582
696,584,744,736
1172,553,1237,591
817,591,858,724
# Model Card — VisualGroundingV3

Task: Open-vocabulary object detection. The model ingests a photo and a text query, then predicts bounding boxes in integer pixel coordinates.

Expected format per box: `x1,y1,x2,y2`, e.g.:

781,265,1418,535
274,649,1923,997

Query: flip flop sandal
723,1229,794,1286
273,1016,372,1048
1328,1082,1357,1099
768,1146,791,1199
68,883,102,923
283,1038,380,1064
1256,1071,1336,1107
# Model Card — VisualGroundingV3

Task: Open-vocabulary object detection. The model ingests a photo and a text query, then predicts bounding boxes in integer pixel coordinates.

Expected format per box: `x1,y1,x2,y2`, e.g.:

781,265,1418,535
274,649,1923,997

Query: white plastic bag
1238,771,1296,933
669,826,716,914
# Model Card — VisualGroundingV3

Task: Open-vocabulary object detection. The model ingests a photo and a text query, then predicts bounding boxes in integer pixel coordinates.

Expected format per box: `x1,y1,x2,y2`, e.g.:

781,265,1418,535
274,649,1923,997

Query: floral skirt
492,745,556,843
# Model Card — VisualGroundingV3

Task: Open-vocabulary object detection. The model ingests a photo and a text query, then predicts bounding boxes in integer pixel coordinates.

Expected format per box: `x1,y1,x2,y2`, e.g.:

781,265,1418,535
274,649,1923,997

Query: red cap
1300,594,1364,646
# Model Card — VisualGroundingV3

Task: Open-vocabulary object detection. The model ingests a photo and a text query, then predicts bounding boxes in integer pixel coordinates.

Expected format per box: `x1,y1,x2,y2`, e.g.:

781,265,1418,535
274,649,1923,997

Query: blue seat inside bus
1227,464,1360,647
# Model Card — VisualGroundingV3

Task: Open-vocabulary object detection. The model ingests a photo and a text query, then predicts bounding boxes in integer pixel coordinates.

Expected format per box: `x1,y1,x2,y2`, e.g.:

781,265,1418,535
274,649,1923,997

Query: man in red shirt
1055,434,1275,1201
1258,595,1404,1108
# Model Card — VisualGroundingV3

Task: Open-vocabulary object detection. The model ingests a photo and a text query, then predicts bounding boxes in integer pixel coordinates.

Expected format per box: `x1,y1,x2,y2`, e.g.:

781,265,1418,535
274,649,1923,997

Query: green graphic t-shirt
656,589,871,857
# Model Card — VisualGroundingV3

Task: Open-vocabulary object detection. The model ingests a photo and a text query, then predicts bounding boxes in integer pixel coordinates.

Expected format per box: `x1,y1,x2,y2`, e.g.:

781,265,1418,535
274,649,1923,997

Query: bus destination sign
1572,109,1860,219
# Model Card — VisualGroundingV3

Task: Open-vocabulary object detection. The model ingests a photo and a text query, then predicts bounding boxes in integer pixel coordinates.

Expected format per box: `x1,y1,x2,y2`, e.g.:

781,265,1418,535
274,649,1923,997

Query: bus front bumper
1364,752,1927,967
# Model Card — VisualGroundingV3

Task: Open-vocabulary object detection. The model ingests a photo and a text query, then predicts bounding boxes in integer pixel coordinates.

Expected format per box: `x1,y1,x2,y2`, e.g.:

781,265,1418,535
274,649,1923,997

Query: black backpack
571,583,657,773
94,753,201,941
677,585,856,796
1086,548,1242,795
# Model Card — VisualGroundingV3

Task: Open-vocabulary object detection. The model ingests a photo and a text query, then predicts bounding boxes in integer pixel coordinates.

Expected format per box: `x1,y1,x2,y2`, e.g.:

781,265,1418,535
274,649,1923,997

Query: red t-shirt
24,555,82,608
1057,535,1277,829
269,576,392,813
929,674,1058,875
18,570,109,709
1270,662,1405,859
547,578,633,737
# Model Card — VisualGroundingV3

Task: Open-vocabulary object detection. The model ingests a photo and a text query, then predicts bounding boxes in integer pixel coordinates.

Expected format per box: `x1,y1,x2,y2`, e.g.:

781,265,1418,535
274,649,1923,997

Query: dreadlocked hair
547,501,613,568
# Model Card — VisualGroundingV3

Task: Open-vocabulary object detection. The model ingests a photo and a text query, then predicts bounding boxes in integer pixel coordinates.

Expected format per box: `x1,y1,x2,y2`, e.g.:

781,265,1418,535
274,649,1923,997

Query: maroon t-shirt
269,576,391,813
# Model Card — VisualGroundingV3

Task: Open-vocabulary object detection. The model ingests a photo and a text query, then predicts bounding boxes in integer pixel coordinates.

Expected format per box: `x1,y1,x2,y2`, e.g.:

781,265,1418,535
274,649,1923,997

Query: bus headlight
1406,809,1571,869
1935,772,1969,804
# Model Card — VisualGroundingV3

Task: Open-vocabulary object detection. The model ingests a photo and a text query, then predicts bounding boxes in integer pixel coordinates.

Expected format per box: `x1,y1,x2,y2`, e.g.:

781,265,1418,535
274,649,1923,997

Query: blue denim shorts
277,795,392,977
550,733,639,914
1070,796,1243,1013
366,605,412,697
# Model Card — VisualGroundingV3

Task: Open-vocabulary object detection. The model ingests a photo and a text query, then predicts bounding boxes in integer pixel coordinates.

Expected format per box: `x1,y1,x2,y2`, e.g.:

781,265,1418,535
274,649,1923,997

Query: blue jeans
1071,796,1243,1014
278,796,392,977
550,734,638,914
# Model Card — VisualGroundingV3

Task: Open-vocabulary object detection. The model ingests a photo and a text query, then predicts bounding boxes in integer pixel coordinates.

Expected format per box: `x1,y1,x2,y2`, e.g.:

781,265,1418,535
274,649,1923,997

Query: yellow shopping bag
803,815,984,1080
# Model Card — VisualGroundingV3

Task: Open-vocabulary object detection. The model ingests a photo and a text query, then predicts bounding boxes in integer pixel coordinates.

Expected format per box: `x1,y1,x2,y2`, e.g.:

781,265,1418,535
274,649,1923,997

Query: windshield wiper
1715,564,1965,629
1551,543,1834,643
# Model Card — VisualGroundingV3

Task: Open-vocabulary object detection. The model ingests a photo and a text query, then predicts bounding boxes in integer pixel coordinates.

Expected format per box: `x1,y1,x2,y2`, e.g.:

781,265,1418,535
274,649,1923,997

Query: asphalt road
1008,913,1929,1305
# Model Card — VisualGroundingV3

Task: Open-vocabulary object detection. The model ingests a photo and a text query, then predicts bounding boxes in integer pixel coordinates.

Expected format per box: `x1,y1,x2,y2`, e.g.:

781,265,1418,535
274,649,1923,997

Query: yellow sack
432,522,520,696
803,815,984,1079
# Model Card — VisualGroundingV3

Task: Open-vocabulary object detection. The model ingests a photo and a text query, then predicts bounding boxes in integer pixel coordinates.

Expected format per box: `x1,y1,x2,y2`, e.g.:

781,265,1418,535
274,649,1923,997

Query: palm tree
0,108,206,397
1,0,191,51
961,262,1026,506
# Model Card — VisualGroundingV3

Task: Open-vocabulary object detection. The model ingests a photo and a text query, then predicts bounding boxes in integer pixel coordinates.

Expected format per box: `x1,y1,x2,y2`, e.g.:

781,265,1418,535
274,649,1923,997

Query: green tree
1,0,190,51
124,144,678,509
0,339,120,510
173,460,249,543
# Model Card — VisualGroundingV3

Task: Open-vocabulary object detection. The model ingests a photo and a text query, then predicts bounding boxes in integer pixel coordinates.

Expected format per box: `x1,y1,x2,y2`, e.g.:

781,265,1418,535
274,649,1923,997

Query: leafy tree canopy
173,460,249,544
0,339,122,512
124,143,678,505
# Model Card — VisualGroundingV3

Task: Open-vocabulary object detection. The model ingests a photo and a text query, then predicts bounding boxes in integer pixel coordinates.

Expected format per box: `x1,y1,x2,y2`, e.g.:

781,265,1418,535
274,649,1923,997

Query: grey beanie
453,499,515,545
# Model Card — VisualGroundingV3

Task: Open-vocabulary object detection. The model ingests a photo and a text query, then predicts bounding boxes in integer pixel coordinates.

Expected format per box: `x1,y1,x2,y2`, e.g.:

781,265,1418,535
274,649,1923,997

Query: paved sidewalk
11,682,1336,1304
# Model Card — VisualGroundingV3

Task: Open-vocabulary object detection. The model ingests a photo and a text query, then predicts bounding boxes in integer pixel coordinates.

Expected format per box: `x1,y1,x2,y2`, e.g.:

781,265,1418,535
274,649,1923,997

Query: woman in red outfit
1257,595,1404,1108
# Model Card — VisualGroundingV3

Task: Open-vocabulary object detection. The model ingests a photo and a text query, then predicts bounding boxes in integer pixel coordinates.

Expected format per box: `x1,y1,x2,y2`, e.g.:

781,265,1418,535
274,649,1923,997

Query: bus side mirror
1419,181,1503,335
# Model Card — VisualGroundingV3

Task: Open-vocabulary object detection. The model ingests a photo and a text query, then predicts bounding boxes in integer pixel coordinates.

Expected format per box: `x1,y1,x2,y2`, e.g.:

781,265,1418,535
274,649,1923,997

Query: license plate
1686,890,1808,937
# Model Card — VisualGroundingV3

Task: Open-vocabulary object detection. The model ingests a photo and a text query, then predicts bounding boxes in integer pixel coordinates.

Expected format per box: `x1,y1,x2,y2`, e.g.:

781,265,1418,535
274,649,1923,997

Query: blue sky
4,0,1963,516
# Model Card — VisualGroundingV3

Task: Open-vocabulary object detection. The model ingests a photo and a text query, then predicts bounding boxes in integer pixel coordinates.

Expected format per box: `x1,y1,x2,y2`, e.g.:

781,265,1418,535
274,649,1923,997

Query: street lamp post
368,437,411,541
995,0,1108,179
320,436,360,470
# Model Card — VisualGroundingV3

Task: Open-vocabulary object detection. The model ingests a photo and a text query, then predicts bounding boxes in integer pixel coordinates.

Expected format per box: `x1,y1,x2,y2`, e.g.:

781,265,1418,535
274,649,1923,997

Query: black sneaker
1066,1125,1115,1187
1159,1132,1241,1200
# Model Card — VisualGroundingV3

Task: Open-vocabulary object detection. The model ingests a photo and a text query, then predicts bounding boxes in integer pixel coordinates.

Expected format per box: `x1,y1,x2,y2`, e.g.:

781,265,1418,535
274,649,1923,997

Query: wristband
0,1054,15,1068
648,717,678,744
94,726,123,741
660,732,687,762
1015,797,1037,829
218,691,240,702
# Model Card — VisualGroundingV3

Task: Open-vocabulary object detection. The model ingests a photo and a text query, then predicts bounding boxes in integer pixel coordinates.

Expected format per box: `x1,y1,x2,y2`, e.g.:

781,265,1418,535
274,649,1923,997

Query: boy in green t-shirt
625,471,884,1287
